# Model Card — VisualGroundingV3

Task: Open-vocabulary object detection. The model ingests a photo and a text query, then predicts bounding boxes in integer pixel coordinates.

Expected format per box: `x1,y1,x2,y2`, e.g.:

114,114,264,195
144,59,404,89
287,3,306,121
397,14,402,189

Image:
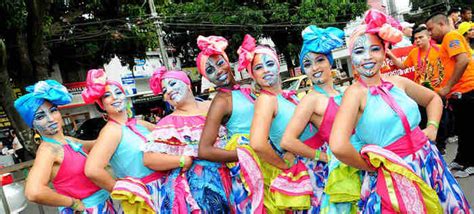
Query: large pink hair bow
149,67,191,95
81,69,124,109
196,36,230,77
349,9,403,52
237,34,280,77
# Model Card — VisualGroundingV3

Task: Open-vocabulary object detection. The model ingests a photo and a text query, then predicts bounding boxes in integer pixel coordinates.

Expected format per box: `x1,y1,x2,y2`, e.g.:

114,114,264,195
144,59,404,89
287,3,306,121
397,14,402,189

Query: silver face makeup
162,78,189,103
351,34,384,78
302,52,330,85
103,85,127,113
33,102,61,136
205,55,230,86
253,54,279,86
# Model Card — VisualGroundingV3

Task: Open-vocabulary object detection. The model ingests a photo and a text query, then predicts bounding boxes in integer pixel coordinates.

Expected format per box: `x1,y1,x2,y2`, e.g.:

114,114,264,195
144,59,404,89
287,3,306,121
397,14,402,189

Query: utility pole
148,0,170,69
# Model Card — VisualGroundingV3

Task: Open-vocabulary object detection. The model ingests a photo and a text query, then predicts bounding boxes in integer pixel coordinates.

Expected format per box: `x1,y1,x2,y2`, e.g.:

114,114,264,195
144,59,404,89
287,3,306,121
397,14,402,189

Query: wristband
179,156,186,168
70,198,79,210
314,150,321,161
427,120,439,129
284,159,291,168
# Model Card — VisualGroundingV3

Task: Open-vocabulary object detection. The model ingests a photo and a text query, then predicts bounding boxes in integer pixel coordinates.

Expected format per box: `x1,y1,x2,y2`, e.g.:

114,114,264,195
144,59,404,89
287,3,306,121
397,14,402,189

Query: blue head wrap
300,26,345,73
14,80,72,127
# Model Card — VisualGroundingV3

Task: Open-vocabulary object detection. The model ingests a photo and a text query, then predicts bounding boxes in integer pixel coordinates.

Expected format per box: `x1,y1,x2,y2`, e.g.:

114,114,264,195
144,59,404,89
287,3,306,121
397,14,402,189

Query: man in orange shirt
386,26,451,154
387,26,444,90
426,13,474,177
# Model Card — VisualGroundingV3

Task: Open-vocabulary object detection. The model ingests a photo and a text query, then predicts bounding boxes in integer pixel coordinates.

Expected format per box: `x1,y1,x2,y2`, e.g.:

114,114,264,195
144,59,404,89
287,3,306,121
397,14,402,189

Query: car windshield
282,79,300,90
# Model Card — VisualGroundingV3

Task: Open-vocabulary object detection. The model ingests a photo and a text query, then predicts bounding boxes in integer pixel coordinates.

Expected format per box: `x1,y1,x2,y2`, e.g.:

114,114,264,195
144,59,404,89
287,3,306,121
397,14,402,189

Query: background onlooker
393,21,415,48
461,7,472,23
448,7,461,29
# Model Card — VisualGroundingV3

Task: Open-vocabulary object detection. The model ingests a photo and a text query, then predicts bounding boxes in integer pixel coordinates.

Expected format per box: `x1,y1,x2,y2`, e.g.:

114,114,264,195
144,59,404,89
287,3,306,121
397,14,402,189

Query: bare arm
143,152,192,171
250,94,288,170
25,144,75,207
386,49,407,69
439,53,470,97
281,93,327,161
198,93,238,162
138,119,156,132
329,85,373,171
84,123,121,192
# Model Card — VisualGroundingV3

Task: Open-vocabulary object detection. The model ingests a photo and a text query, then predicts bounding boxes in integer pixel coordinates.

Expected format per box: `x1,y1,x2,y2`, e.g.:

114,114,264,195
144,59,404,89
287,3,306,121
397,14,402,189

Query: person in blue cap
281,25,363,213
14,80,116,213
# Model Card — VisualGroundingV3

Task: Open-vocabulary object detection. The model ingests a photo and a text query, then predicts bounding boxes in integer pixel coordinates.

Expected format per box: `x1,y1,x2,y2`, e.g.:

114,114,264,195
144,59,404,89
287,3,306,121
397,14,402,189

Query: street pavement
21,141,474,213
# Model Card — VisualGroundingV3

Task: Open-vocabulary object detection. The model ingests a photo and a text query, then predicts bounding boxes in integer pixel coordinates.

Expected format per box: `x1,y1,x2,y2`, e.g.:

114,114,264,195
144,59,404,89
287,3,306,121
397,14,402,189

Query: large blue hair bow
300,26,345,72
14,80,72,127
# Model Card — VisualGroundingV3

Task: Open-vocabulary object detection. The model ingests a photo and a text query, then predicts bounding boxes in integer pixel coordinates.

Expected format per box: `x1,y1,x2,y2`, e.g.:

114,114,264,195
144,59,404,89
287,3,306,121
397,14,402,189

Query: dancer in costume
330,9,472,213
238,34,317,213
196,35,262,213
15,80,116,213
82,69,164,213
281,25,362,214
143,67,233,213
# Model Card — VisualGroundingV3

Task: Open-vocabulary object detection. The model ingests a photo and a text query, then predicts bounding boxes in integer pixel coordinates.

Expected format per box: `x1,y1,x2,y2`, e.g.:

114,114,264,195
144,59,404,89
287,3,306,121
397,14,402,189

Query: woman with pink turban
237,34,319,213
195,35,261,213
330,9,472,213
143,67,233,213
81,69,164,213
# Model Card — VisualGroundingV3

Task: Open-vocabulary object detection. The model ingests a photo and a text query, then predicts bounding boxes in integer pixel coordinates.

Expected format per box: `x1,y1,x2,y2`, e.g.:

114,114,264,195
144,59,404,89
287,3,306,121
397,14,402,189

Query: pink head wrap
349,9,403,52
196,36,230,77
81,69,124,109
237,34,280,77
149,67,191,95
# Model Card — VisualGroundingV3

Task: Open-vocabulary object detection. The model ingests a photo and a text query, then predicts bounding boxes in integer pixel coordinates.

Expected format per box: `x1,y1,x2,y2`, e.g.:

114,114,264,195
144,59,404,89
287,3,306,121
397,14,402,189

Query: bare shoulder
35,142,62,163
97,122,122,141
255,93,277,105
344,82,366,96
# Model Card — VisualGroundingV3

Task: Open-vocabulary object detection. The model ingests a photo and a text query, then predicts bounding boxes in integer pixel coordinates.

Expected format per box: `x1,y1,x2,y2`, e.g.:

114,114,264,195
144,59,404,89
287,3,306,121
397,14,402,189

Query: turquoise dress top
354,85,420,150
110,124,154,178
269,94,317,154
226,90,255,136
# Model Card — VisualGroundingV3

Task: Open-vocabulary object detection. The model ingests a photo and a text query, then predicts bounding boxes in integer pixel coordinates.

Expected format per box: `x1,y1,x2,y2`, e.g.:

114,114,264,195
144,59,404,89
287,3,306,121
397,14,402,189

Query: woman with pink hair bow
81,69,164,213
237,34,319,213
195,35,261,213
330,9,472,213
143,67,234,213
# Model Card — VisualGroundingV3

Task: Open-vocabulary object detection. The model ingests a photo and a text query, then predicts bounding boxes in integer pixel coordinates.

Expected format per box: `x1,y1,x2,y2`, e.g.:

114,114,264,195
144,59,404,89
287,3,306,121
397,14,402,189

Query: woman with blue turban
281,25,363,213
14,80,116,213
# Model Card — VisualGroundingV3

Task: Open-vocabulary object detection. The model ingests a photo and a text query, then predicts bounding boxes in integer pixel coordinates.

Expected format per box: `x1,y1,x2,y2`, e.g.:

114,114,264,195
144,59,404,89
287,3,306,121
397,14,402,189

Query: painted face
162,78,189,105
414,31,430,47
101,84,127,113
302,52,332,85
426,20,444,43
252,53,279,87
205,55,231,86
351,34,385,78
32,101,63,136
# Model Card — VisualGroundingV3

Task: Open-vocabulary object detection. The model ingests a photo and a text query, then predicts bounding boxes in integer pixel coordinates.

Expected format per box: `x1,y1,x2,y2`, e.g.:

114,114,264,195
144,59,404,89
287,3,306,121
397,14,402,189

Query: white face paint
102,84,127,113
253,54,279,87
205,55,231,86
351,34,385,78
162,78,189,103
302,52,331,85
33,102,62,136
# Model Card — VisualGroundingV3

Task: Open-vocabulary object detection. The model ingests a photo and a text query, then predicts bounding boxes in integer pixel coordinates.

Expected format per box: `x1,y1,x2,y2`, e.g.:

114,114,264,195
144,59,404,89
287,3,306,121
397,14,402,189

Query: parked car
0,169,27,213
281,75,313,99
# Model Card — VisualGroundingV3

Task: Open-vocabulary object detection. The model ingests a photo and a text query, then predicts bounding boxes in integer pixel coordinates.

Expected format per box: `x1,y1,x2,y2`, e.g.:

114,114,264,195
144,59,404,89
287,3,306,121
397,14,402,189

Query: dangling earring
102,114,109,122
33,130,41,144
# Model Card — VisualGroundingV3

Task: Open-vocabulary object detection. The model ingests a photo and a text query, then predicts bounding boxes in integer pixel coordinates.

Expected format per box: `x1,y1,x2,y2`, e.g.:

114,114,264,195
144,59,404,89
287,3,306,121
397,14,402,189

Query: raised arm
329,85,372,171
198,93,238,162
84,123,121,192
281,93,327,161
386,49,407,69
250,94,288,169
25,144,84,210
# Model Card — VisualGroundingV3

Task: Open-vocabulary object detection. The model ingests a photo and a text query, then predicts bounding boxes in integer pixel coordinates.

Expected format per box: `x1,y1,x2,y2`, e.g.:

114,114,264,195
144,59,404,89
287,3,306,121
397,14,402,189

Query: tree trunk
0,39,35,155
26,0,50,81
5,29,35,89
